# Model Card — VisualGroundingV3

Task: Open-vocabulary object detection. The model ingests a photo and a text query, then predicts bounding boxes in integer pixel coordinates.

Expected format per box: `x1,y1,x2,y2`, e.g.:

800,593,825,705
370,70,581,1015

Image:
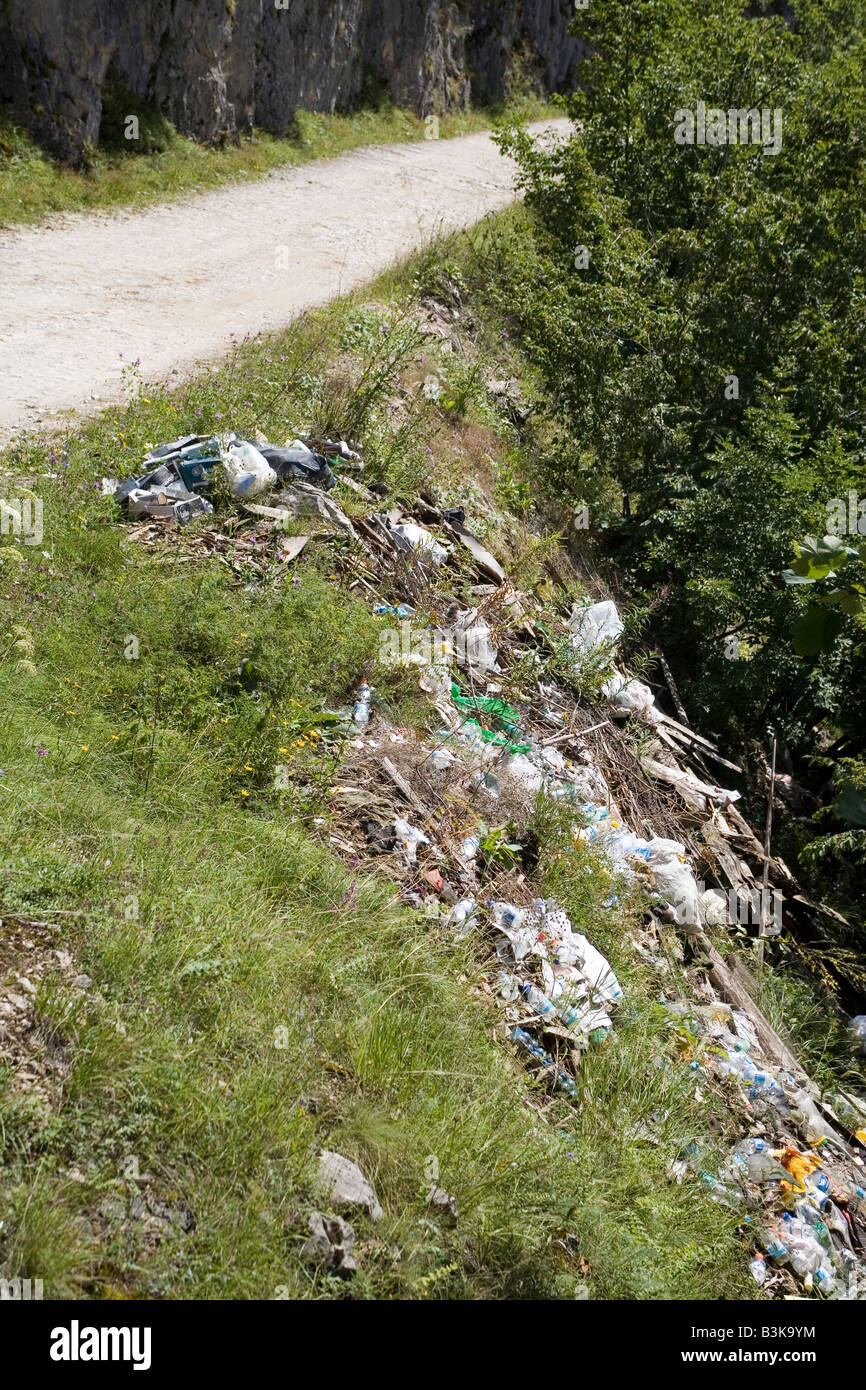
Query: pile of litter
665,996,866,1297
100,425,866,1296
103,432,355,524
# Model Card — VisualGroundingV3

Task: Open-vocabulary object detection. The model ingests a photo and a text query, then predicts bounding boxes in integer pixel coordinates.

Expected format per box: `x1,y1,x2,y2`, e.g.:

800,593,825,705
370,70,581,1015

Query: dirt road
0,122,567,444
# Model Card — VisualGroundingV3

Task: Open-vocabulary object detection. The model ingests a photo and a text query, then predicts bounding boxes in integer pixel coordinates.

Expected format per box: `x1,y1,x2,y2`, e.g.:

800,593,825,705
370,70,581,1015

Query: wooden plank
692,927,809,1085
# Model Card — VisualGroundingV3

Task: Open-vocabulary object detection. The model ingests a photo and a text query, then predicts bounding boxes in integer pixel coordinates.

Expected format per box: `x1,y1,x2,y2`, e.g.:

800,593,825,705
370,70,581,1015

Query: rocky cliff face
0,0,582,165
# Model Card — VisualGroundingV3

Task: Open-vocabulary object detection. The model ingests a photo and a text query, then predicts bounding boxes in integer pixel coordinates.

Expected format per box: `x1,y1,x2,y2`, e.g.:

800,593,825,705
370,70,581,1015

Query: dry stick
543,718,610,747
756,732,777,972
657,651,691,726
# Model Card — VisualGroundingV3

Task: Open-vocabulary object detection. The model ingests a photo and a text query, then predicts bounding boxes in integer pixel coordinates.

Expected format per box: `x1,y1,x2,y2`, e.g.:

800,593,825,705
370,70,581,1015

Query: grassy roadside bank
0,226,779,1301
0,95,557,229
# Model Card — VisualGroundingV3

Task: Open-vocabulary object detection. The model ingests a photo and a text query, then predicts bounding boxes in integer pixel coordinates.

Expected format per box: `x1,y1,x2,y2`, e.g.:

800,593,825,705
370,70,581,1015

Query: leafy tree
495,0,866,928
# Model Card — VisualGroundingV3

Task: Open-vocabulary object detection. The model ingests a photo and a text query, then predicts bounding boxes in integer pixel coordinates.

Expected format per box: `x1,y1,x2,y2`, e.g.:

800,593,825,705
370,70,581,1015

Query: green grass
0,94,559,229
0,239,754,1300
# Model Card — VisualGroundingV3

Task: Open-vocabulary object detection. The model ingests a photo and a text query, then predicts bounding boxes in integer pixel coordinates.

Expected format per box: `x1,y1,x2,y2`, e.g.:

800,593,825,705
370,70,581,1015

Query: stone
0,2,583,166
428,1184,459,1224
301,1210,357,1274
316,1149,383,1221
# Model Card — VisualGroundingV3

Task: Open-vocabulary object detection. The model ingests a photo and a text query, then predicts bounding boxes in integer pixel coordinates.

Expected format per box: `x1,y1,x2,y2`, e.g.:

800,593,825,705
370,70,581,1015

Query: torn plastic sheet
567,599,623,656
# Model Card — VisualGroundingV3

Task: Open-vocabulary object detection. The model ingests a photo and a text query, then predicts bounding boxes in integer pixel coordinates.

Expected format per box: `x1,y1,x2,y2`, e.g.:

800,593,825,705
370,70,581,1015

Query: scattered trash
427,1186,459,1224
451,682,520,735
361,819,399,854
109,420,863,1302
510,1026,578,1098
454,609,498,676
258,439,335,490
109,428,344,529
376,603,415,620
394,817,430,866
700,888,730,928
353,680,372,730
603,671,660,725
458,834,480,863
259,484,356,537
448,524,506,584
449,899,478,932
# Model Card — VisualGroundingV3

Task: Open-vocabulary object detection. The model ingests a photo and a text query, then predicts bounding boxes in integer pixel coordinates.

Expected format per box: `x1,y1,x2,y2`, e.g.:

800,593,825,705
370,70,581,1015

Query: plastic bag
454,609,498,675
391,524,449,565
505,752,544,794
220,440,277,500
604,670,660,724
567,600,623,657
701,888,729,928
394,817,430,866
650,854,701,925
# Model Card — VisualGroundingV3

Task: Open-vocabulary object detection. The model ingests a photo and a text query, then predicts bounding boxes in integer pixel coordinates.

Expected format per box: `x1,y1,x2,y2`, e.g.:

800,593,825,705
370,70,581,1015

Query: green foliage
494,0,866,933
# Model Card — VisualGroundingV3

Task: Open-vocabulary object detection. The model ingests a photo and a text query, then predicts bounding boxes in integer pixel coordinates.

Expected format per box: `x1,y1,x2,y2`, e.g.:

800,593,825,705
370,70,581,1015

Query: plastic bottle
847,1184,866,1218
789,1089,827,1144
814,1265,836,1294
353,680,372,729
784,1216,826,1282
763,1223,788,1262
429,747,455,772
522,982,557,1023
725,1050,758,1085
749,1253,767,1285
222,440,277,499
451,899,476,925
557,997,612,1037
487,901,525,931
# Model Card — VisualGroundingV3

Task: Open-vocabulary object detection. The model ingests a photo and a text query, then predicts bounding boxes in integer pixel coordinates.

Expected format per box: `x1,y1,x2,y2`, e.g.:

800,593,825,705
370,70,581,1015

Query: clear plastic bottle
749,1253,767,1285
450,899,477,927
763,1223,788,1262
487,900,525,931
353,680,372,729
522,982,557,1023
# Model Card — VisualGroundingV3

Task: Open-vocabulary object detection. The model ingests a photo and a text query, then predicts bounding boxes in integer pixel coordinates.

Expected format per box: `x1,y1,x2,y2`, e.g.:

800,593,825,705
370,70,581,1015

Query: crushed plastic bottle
522,982,557,1023
459,834,480,863
353,680,372,729
375,603,415,620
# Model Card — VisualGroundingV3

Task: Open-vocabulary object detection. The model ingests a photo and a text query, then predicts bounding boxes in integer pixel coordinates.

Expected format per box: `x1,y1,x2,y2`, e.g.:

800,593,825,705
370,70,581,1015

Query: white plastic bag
700,888,730,928
394,817,430,866
603,671,660,724
571,933,624,1003
391,524,449,565
567,600,623,656
650,853,701,925
454,608,498,676
505,753,544,794
646,837,687,863
221,440,277,500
